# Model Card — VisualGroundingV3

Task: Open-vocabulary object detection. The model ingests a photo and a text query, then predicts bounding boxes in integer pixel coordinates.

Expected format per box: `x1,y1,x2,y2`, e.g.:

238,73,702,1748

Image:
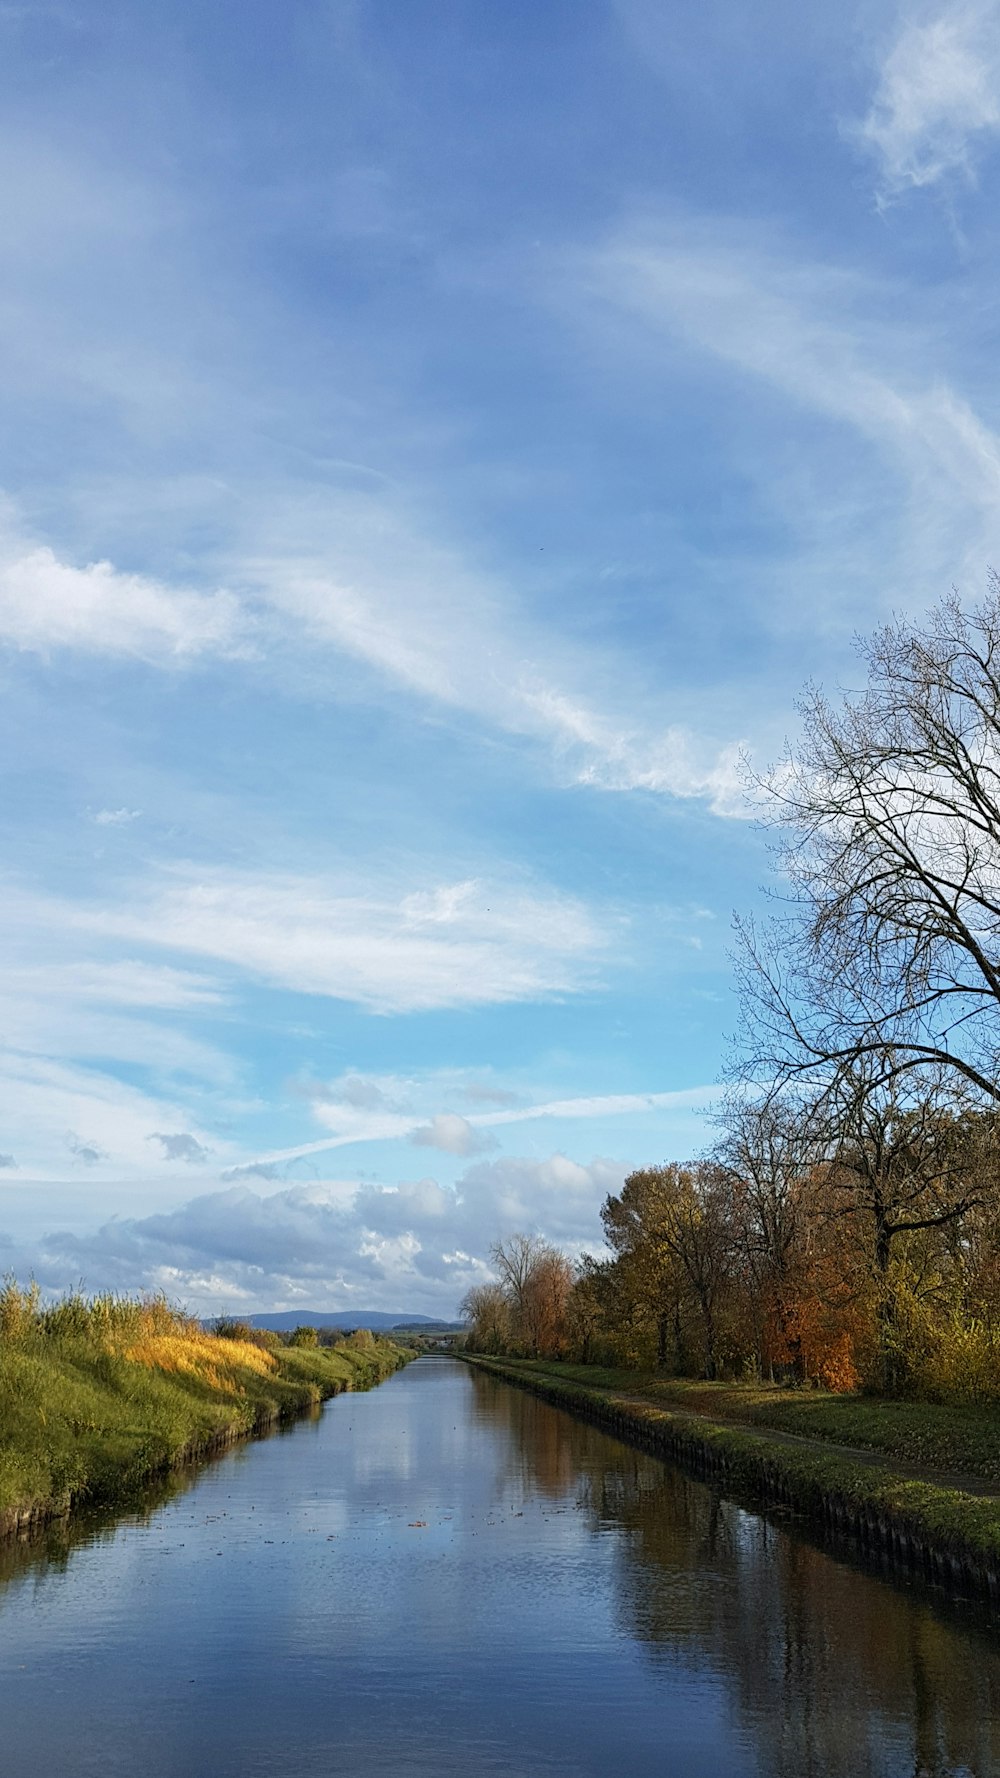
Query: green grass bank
0,1295,412,1539
464,1356,1000,1608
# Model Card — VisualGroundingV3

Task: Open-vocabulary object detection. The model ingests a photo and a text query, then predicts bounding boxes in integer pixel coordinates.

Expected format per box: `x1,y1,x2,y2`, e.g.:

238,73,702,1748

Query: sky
2,0,1000,1319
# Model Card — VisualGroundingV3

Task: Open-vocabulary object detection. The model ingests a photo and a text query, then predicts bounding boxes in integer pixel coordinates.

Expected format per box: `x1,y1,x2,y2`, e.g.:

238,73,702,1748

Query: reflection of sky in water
0,1358,998,1778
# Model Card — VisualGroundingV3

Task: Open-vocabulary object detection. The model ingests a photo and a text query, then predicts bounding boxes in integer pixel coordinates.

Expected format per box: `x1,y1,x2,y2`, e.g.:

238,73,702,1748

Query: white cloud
23,1151,627,1314
2,958,226,1011
75,865,611,1014
0,897,236,1172
0,1051,223,1178
252,1082,719,1165
0,487,745,815
0,530,247,663
855,2,1000,197
473,1087,718,1129
411,1113,497,1156
0,949,234,1095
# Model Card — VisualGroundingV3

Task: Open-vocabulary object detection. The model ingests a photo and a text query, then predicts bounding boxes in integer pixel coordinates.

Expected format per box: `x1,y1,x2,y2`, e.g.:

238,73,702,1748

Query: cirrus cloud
74,865,613,1015
854,1,1000,199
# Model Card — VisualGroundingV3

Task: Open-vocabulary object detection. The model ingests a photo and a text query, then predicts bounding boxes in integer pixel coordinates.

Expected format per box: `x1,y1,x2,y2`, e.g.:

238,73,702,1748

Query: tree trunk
873,1198,897,1394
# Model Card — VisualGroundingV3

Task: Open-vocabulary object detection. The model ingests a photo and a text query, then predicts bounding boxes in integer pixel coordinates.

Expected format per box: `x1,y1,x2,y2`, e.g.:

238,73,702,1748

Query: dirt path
569,1378,1000,1499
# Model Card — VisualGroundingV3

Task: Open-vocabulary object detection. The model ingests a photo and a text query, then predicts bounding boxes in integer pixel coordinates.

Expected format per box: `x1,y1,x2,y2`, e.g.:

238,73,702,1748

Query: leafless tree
491,1234,547,1320
736,583,1000,1105
819,1058,986,1283
489,1233,570,1356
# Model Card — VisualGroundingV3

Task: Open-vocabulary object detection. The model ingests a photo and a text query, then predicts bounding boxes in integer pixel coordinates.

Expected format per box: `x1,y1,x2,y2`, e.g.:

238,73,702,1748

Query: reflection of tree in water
467,1367,586,1500
470,1370,1000,1778
597,1459,1000,1778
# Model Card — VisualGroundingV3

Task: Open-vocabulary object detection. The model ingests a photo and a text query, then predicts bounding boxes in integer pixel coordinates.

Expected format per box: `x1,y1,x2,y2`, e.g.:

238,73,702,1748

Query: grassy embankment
0,1290,412,1538
465,1356,1000,1604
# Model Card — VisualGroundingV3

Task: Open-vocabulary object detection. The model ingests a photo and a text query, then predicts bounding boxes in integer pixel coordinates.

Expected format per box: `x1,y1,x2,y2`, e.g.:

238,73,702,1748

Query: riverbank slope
464,1356,1000,1606
1,1306,411,1538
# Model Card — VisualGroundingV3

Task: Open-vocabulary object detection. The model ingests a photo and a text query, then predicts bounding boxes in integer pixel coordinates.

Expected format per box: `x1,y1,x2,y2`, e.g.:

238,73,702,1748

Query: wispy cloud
0,943,235,1116
854,1,1000,199
2,958,227,1012
241,489,746,813
580,220,1000,603
74,865,613,1015
0,487,745,811
254,1082,719,1165
0,1053,225,1178
0,526,248,662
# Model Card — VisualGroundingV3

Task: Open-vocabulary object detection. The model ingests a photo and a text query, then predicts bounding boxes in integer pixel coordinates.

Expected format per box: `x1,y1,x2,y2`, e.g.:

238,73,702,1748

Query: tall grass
0,1283,409,1533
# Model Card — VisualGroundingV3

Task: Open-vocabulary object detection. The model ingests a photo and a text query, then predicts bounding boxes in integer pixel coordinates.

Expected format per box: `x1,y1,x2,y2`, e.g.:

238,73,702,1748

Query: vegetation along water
2,1355,999,1778
0,1284,410,1537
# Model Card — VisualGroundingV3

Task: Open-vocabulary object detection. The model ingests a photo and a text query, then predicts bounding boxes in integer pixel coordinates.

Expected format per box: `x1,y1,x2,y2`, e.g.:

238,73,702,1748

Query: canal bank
463,1356,1000,1608
4,1354,1000,1778
0,1325,413,1542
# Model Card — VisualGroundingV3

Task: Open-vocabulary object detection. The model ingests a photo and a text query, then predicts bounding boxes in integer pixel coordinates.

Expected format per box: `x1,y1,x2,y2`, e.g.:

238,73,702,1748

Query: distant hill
390,1321,465,1335
244,1310,451,1333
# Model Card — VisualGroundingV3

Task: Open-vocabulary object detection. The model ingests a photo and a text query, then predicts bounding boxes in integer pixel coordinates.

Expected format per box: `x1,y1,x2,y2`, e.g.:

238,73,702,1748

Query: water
0,1356,997,1777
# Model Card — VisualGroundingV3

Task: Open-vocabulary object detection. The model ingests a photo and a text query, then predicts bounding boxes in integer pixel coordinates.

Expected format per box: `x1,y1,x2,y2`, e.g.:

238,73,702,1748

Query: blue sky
2,0,999,1316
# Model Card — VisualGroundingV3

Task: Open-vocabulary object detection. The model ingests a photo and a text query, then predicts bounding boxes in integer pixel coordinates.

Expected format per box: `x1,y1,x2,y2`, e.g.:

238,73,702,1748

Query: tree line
463,585,1000,1400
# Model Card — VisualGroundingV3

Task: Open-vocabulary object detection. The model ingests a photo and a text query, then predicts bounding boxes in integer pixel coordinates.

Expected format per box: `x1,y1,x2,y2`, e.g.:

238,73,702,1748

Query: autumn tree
476,1234,575,1357
603,1164,736,1378
490,1234,548,1345
713,1093,821,1378
565,1255,611,1364
459,1282,511,1354
814,1058,989,1388
522,1246,574,1357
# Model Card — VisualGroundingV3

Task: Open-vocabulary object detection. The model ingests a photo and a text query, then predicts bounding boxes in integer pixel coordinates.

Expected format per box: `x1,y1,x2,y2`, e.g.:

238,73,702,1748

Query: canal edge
461,1355,1000,1613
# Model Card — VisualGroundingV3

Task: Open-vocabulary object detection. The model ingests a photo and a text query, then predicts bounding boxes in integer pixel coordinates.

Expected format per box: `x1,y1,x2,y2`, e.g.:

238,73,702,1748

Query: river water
0,1356,998,1777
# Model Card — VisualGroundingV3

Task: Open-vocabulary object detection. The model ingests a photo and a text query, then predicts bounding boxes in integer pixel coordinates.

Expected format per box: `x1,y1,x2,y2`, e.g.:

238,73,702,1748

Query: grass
505,1361,1000,1484
0,1289,411,1534
465,1356,1000,1601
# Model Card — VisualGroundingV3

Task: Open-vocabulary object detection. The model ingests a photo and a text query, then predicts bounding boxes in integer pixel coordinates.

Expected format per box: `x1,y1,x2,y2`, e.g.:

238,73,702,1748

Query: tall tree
736,584,1000,1105
459,1281,511,1354
713,1093,819,1378
603,1164,735,1378
816,1057,989,1388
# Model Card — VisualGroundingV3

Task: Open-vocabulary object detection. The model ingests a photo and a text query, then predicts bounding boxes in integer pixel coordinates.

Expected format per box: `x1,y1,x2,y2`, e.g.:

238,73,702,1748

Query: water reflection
0,1358,996,1778
0,1403,322,1596
466,1366,1000,1778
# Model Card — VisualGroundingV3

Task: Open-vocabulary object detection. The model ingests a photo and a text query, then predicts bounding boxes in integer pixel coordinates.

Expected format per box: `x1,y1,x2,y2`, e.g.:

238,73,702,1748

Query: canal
0,1355,997,1776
